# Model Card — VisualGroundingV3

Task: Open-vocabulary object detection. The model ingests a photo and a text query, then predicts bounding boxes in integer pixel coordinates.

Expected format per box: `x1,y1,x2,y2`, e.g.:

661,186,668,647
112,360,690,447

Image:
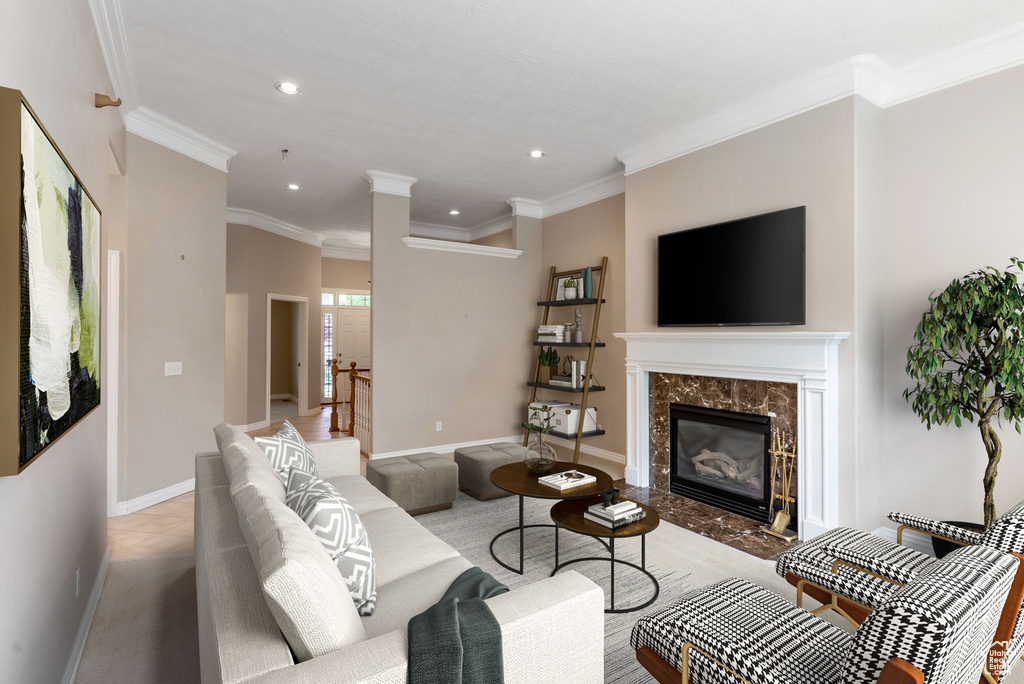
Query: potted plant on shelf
563,277,578,300
522,406,558,473
539,346,560,383
904,257,1024,556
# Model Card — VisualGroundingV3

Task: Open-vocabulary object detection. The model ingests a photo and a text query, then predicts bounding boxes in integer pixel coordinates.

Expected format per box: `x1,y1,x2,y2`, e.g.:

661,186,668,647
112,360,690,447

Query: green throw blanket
407,567,509,684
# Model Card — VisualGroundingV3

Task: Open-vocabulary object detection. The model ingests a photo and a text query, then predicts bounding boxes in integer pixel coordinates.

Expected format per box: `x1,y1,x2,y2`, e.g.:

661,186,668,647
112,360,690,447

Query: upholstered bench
453,442,528,500
365,453,458,515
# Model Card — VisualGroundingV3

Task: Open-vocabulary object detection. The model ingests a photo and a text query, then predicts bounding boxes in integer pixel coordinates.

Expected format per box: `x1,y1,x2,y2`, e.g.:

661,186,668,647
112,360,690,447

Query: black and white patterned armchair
632,545,1018,684
774,501,1024,682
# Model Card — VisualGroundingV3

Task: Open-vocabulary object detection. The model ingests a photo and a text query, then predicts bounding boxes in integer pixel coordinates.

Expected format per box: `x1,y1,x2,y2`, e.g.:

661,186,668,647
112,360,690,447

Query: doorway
321,289,371,403
266,294,309,424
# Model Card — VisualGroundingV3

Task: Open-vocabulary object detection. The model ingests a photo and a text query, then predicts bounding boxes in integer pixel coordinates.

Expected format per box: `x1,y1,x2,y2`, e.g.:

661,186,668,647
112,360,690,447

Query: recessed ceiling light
275,82,301,95
448,209,461,215
287,184,301,190
528,150,545,158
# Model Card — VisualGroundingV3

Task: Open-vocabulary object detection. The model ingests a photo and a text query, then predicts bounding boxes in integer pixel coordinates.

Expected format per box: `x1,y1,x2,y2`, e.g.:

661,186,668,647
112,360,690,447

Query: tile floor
107,492,195,561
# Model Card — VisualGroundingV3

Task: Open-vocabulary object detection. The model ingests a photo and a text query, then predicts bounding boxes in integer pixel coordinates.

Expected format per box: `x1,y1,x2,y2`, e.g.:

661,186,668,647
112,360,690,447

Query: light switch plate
165,361,182,376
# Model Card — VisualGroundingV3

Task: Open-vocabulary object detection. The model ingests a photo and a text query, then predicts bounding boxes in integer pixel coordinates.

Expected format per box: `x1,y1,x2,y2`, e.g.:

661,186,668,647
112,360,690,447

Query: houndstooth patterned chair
632,545,1018,684
775,501,1024,681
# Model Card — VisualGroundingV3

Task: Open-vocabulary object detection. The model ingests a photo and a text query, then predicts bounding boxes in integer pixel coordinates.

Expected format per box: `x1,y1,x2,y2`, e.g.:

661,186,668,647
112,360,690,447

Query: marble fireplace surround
613,332,849,541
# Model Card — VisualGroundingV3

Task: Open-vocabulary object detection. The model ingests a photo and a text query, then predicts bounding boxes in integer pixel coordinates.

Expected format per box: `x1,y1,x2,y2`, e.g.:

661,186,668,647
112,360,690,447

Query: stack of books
537,325,567,343
538,471,597,490
584,500,647,529
548,375,574,387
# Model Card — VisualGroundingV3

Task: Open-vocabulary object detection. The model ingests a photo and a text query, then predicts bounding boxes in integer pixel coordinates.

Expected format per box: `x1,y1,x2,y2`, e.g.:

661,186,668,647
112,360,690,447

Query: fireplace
669,403,775,523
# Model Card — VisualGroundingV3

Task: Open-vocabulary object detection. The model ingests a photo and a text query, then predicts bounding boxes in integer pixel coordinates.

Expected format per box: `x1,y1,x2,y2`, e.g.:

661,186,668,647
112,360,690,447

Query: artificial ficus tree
904,258,1024,529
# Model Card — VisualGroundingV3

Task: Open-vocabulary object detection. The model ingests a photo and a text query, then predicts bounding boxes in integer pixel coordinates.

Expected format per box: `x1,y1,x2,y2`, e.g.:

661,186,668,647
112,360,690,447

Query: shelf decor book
583,508,647,529
588,500,639,518
538,471,597,490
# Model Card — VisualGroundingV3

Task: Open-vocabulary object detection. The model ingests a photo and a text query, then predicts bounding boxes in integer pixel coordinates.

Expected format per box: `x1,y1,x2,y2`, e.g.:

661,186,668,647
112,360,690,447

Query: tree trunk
980,419,1002,529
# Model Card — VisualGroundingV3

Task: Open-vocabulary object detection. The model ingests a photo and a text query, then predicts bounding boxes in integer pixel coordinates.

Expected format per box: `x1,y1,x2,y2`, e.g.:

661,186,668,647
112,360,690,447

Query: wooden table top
550,496,660,538
489,461,614,500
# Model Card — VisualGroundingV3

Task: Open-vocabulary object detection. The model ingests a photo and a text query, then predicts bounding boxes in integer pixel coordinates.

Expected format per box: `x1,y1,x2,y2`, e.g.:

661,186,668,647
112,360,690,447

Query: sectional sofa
194,425,605,683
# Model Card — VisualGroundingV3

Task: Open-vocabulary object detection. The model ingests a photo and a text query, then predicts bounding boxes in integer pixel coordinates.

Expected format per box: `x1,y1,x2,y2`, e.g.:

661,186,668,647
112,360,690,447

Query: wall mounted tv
658,206,806,327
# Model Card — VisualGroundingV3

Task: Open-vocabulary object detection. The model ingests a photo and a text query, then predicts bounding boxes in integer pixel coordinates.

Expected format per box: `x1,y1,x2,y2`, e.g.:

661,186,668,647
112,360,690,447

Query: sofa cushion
254,421,318,484
361,556,474,639
359,506,461,586
326,474,399,516
231,482,366,661
223,441,287,503
286,469,377,616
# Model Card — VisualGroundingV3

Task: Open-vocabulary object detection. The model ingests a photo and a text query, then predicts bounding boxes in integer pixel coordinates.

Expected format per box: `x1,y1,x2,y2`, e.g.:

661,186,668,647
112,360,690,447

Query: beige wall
0,1,123,681
322,257,371,290
124,134,227,500
472,228,515,249
225,225,322,425
541,194,627,457
270,300,298,397
371,194,542,454
882,65,1024,524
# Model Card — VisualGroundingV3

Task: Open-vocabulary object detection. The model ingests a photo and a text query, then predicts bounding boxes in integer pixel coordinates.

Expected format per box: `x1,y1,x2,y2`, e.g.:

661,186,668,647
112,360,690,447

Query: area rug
416,492,843,683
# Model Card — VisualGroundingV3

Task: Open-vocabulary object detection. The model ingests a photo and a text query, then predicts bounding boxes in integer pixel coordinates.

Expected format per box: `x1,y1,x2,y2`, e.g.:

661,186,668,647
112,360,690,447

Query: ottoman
454,442,528,501
365,453,458,516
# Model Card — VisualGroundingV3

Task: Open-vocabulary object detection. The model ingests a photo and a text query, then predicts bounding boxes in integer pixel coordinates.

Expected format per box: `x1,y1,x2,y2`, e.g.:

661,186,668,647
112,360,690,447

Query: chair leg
680,642,753,684
795,578,863,628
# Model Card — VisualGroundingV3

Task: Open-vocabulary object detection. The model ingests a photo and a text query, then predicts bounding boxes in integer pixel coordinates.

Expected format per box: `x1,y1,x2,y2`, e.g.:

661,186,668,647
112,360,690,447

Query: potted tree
538,346,560,384
904,257,1024,555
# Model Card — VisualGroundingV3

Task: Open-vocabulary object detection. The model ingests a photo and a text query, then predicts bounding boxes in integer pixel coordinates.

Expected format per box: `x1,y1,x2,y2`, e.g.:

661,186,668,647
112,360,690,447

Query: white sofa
195,427,605,683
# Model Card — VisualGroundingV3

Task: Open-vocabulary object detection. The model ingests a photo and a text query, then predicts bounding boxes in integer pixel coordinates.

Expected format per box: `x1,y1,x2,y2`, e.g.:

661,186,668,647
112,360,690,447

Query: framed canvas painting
0,88,101,475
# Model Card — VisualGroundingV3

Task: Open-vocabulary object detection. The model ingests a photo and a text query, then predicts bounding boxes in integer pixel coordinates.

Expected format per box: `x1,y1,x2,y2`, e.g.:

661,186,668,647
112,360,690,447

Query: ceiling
112,0,1024,249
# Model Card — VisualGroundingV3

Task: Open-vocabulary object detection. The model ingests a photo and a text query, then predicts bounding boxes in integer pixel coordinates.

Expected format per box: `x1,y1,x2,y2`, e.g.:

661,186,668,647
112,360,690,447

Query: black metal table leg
550,532,660,614
610,537,615,611
642,533,646,569
555,523,559,569
519,495,524,572
489,496,609,575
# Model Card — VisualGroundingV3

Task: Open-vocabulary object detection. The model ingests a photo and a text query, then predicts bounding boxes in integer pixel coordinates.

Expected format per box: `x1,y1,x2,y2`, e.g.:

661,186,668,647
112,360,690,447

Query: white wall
0,0,122,681
882,65,1024,525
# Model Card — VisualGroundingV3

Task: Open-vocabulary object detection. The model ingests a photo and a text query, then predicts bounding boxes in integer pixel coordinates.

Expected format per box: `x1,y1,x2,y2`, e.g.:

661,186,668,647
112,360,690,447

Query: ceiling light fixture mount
275,82,301,95
288,184,301,190
528,150,545,158
448,209,461,215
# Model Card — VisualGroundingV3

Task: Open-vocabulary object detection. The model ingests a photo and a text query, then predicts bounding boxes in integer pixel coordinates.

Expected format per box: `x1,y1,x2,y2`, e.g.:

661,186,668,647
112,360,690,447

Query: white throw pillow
254,421,318,484
286,469,377,616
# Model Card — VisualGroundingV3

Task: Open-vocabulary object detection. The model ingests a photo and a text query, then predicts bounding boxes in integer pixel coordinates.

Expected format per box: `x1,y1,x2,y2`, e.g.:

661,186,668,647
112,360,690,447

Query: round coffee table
550,495,660,613
488,461,614,575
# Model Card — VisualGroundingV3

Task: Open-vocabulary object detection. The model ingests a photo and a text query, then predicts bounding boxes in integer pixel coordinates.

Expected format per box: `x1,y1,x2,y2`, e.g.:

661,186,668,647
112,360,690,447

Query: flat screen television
658,206,805,326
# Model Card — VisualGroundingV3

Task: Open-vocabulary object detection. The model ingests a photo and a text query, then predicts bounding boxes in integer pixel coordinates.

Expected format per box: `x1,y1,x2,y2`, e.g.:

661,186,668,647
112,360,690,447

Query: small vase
539,365,553,383
564,287,577,300
524,432,557,473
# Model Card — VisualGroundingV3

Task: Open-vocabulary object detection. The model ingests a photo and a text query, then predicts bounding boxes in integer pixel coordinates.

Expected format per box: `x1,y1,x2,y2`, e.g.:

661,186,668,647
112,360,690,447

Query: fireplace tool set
761,428,798,541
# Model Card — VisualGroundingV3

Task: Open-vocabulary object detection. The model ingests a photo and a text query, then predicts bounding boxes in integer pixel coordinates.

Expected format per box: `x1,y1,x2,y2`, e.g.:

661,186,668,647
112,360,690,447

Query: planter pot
539,365,554,383
564,287,577,300
931,521,985,558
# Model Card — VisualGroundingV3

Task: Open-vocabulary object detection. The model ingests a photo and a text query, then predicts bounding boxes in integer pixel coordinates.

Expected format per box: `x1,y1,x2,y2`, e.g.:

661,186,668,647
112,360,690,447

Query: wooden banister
329,359,341,432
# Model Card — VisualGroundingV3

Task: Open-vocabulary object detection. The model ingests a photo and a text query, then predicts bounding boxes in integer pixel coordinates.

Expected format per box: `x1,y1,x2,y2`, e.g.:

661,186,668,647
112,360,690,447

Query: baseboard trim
269,393,294,401
299,406,322,417
544,434,626,465
61,545,110,684
237,419,270,432
371,435,522,460
872,525,936,557
114,478,196,516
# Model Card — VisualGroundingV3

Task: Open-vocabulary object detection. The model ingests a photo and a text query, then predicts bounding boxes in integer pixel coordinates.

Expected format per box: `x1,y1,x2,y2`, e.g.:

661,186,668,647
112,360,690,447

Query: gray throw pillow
286,469,377,616
254,420,318,484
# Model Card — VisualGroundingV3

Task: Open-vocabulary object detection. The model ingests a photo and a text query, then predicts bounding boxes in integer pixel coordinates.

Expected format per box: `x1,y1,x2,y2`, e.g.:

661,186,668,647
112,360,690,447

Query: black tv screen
658,207,805,326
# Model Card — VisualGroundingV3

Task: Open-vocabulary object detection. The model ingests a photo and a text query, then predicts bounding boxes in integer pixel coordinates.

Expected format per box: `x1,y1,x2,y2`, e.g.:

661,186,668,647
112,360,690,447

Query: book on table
538,472,597,490
587,501,640,521
583,509,647,529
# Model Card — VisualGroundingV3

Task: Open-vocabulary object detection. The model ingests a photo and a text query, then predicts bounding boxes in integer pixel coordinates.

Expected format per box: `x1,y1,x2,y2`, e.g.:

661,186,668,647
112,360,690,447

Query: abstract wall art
0,88,101,475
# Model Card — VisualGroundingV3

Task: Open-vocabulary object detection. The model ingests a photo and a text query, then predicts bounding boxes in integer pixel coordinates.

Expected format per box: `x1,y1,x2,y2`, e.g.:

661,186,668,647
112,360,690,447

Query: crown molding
227,208,324,247
409,221,471,242
618,22,1024,175
506,197,543,219
322,245,371,261
87,0,139,119
541,172,625,218
127,107,238,172
362,170,418,196
400,237,523,259
469,214,513,241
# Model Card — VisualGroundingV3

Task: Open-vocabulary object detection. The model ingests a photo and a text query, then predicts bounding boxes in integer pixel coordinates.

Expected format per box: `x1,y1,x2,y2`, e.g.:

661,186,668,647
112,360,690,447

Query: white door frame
320,288,372,402
266,294,310,424
106,250,120,517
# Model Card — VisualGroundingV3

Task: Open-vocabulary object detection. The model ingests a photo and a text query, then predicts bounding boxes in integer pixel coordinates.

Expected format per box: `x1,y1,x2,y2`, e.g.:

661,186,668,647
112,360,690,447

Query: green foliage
540,346,560,367
564,278,577,289
904,258,1024,432
523,406,556,433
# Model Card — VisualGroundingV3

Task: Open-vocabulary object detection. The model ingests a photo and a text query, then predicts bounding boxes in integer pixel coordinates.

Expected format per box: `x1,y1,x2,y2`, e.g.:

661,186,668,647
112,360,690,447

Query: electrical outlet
75,567,80,598
435,421,443,432
164,361,182,376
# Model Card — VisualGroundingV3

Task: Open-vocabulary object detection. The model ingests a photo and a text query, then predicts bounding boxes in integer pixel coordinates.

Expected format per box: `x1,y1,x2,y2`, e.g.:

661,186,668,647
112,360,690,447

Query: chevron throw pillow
285,469,377,616
254,421,318,484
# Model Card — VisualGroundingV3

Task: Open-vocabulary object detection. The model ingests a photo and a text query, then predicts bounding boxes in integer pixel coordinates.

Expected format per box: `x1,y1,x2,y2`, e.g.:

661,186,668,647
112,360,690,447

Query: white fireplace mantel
613,331,850,540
